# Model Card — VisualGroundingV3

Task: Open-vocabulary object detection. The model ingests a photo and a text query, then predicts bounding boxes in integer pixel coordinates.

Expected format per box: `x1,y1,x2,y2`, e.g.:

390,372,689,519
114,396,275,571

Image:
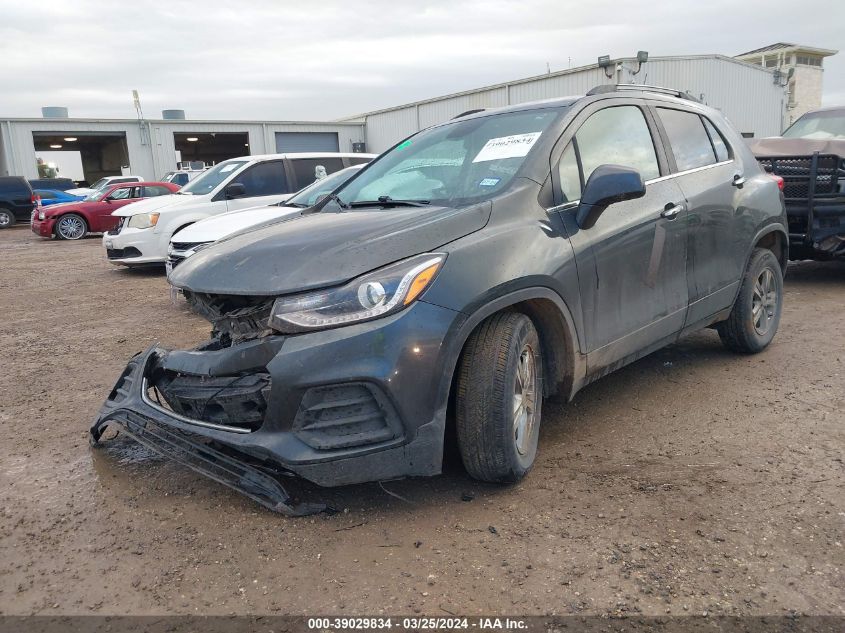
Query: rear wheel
0,208,15,228
717,248,783,353
455,312,543,483
55,213,88,240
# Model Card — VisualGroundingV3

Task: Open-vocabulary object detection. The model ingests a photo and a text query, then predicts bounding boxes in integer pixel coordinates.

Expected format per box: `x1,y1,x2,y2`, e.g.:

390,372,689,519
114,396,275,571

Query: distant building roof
736,43,838,57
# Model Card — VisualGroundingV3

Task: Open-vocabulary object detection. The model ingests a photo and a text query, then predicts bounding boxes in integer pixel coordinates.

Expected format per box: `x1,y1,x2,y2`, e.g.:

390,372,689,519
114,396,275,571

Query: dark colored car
749,106,845,260
34,188,86,207
0,176,37,228
29,177,77,192
92,85,787,515
31,181,179,240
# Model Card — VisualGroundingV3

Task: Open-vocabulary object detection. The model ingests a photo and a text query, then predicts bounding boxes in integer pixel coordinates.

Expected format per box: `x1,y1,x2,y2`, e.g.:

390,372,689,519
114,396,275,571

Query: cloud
0,0,842,120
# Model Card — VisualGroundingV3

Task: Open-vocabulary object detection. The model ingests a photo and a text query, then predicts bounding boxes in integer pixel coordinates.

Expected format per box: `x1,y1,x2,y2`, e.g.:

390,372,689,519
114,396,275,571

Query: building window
765,57,778,68
796,55,822,67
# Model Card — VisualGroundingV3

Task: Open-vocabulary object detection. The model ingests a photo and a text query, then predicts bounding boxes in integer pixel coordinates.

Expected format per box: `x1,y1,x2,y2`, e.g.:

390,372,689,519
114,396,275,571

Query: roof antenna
546,61,551,74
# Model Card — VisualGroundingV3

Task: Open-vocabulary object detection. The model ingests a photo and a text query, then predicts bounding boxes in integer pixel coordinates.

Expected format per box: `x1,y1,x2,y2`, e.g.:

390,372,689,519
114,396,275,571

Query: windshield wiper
348,196,431,208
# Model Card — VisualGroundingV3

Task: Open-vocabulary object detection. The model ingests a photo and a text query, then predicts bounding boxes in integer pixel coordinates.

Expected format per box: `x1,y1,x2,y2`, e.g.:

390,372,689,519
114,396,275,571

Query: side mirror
576,164,646,230
104,197,113,203
225,182,247,199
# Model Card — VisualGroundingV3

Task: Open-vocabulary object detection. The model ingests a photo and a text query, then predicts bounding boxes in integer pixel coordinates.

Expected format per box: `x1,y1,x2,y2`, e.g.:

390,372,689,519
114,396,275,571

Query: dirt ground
0,225,842,618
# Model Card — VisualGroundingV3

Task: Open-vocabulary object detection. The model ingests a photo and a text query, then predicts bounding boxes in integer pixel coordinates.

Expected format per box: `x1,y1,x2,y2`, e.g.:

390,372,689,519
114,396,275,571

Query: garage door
275,132,339,153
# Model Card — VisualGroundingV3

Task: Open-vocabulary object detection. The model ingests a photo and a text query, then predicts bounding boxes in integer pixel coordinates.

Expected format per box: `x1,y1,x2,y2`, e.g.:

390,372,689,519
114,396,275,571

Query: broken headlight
268,253,445,333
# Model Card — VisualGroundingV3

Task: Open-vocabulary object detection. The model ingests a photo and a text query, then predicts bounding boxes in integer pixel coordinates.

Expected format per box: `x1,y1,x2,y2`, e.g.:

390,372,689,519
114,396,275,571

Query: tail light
32,193,41,207
771,175,784,191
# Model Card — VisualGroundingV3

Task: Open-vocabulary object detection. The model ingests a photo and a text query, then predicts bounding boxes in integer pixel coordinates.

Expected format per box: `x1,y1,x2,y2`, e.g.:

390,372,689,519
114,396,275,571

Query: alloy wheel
752,267,778,335
57,216,85,240
513,345,537,456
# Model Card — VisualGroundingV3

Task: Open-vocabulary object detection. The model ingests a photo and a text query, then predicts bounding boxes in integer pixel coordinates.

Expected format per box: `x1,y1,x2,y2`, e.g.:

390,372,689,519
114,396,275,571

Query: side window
290,158,345,190
235,161,290,196
702,117,730,162
656,108,717,171
108,187,132,200
40,191,56,199
143,186,170,197
346,157,372,167
131,186,143,198
174,173,189,186
557,142,582,203
575,106,660,183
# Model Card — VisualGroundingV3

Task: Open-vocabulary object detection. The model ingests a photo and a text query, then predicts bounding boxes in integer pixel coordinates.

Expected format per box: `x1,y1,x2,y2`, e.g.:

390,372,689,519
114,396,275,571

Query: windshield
179,160,248,195
333,108,562,207
783,110,845,140
89,178,109,190
286,165,363,207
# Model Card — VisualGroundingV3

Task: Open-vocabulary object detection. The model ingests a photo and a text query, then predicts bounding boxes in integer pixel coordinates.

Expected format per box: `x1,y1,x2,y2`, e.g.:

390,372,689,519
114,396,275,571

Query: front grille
293,382,402,450
167,254,186,269
107,246,142,259
151,370,271,432
183,291,274,343
171,241,202,251
756,154,843,202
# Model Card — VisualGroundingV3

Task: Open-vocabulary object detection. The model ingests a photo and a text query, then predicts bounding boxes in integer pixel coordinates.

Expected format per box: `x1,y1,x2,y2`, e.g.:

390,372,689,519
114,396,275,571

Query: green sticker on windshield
397,140,413,150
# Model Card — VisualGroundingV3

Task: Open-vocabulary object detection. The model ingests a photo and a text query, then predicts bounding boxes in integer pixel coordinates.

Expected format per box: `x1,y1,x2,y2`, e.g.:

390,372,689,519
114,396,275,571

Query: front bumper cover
90,346,326,516
90,300,461,513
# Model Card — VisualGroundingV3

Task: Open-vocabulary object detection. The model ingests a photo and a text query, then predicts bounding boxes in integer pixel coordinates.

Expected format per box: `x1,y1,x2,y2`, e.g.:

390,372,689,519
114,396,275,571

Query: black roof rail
586,84,702,103
452,108,486,119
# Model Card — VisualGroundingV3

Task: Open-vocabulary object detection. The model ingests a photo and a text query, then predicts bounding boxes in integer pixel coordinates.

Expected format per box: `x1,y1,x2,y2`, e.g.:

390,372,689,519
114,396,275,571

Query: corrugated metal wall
359,56,785,152
0,119,366,179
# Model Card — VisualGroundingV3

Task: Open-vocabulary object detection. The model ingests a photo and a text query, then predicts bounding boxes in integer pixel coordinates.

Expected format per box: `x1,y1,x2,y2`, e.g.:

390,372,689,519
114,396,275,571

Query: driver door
552,102,689,376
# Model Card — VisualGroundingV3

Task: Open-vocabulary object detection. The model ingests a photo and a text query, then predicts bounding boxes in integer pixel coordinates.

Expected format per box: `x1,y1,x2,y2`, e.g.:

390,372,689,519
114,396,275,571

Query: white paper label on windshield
472,132,541,163
220,164,239,173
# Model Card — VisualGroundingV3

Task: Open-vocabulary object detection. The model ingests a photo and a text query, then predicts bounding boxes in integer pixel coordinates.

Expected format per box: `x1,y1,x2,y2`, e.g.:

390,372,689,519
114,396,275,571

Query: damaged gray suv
92,85,788,515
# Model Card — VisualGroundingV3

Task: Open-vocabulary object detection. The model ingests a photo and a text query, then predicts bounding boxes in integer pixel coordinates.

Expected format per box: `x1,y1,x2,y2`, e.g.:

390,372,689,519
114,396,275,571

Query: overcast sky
1,0,843,121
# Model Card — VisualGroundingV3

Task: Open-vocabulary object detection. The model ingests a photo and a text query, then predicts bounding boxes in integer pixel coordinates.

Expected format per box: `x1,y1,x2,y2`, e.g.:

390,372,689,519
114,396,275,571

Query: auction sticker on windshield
472,132,541,163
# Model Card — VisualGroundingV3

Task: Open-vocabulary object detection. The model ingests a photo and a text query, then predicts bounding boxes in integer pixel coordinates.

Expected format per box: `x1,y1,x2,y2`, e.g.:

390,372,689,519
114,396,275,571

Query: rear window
657,108,718,171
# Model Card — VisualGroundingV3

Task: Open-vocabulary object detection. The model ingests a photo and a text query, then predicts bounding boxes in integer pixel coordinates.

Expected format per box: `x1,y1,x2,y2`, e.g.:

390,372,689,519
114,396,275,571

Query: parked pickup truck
749,106,845,260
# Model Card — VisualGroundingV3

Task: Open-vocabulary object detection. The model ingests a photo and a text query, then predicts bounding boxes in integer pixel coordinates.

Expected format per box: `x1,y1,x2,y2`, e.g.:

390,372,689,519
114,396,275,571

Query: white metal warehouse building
0,52,808,182
351,55,789,153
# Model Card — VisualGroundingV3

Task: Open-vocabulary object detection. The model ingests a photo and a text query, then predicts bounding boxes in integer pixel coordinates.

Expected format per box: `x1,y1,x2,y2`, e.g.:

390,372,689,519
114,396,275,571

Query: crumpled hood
747,136,845,157
169,202,492,295
172,204,302,244
111,194,192,217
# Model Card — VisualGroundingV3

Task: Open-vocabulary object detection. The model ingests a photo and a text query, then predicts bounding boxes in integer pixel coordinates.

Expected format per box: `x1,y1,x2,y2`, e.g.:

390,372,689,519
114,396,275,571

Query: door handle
660,203,685,219
732,174,746,187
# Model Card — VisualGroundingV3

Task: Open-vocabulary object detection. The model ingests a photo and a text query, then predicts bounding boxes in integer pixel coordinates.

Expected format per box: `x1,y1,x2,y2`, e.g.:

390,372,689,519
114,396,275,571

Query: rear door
225,160,292,210
650,105,743,324
551,100,689,374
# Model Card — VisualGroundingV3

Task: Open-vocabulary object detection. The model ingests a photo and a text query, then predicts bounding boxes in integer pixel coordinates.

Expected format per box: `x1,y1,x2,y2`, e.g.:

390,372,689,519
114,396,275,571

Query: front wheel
717,248,783,353
455,312,543,483
55,214,88,240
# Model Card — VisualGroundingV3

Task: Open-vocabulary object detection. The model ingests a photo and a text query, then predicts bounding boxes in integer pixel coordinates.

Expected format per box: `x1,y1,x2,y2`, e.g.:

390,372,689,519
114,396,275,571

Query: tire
0,208,15,228
55,213,88,240
717,248,783,354
455,312,543,483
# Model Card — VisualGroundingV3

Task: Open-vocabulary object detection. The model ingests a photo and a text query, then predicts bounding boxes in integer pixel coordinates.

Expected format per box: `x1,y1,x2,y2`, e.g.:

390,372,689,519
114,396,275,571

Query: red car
31,181,180,240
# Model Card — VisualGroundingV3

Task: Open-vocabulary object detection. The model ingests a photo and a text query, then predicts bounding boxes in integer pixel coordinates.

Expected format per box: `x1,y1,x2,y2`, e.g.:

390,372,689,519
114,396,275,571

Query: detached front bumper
91,300,463,510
